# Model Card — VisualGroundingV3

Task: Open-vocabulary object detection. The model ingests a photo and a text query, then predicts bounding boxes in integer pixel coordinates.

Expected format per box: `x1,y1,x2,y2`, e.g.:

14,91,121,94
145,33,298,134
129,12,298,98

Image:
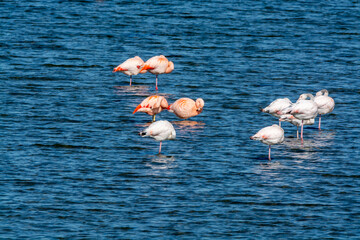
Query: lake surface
1,0,360,239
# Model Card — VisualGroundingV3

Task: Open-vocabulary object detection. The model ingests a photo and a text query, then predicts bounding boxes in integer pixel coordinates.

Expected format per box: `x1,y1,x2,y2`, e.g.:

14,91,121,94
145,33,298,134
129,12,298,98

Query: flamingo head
195,98,205,113
160,97,169,109
316,89,329,97
298,93,314,101
167,104,173,112
165,61,174,74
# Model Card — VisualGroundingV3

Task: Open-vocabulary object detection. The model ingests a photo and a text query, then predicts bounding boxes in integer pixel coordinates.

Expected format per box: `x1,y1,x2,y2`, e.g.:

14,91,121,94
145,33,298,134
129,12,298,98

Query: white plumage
314,89,335,130
250,124,284,161
286,93,318,142
139,120,176,154
280,114,315,139
261,98,292,126
290,94,318,120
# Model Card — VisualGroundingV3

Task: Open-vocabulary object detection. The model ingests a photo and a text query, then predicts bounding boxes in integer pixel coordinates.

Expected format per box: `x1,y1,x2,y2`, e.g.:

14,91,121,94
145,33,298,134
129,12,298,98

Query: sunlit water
1,1,360,239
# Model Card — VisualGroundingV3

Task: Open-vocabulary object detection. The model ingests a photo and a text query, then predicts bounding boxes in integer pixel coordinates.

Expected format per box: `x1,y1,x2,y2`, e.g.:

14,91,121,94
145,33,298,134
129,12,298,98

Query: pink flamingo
168,98,204,119
250,124,284,161
139,120,176,154
113,56,147,86
133,95,169,122
140,55,174,90
314,89,335,130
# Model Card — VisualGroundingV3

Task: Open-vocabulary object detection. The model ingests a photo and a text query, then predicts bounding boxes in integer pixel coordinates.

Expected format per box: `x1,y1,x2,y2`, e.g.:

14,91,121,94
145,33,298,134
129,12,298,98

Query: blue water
1,1,360,239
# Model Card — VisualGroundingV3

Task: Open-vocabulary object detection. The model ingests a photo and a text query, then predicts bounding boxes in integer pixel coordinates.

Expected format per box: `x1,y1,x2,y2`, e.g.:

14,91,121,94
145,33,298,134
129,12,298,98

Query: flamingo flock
252,90,335,161
114,57,335,160
114,55,204,154
114,55,174,90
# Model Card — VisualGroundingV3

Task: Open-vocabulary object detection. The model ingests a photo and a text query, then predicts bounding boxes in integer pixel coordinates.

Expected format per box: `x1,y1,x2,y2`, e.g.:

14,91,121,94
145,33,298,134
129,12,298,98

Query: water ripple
1,0,359,239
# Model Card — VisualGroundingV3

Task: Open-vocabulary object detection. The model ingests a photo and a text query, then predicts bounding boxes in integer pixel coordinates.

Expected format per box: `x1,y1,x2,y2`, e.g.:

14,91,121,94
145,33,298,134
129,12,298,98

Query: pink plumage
113,56,146,86
140,55,174,90
168,98,205,120
133,95,169,122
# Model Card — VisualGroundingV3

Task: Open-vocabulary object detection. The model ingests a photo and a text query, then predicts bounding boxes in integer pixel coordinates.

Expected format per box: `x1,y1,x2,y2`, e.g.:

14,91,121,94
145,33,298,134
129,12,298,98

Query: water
1,0,360,239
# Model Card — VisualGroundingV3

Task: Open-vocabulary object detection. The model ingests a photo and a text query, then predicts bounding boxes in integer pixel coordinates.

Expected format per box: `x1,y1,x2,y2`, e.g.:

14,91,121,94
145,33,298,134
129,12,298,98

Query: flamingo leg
318,114,321,131
301,120,304,143
297,126,299,139
130,75,132,86
279,120,281,127
159,141,162,154
155,75,158,91
152,115,156,122
268,145,271,161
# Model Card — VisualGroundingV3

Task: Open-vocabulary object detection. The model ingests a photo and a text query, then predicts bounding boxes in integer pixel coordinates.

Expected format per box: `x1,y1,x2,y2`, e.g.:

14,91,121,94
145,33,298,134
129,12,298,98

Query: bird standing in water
113,56,147,86
314,89,335,130
279,114,315,139
139,120,176,154
133,95,169,122
288,93,318,143
261,98,293,126
250,124,284,161
168,98,204,120
140,55,174,90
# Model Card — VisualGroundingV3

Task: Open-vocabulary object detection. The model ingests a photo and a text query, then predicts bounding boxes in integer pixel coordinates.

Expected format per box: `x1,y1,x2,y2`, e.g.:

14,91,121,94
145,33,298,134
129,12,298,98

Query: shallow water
1,1,360,239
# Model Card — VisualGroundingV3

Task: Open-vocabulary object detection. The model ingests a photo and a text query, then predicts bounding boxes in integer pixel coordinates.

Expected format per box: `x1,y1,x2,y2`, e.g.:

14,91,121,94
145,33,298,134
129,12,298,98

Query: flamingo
168,98,204,119
113,56,147,86
280,114,315,139
140,55,174,90
288,93,318,142
250,124,284,161
261,98,292,126
133,95,169,122
139,120,176,154
314,89,335,130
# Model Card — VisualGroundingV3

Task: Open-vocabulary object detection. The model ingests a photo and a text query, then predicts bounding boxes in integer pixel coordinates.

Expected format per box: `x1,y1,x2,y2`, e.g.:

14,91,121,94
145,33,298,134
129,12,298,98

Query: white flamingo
261,98,292,126
288,93,318,142
250,124,284,161
314,89,335,130
280,114,315,139
139,120,176,154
